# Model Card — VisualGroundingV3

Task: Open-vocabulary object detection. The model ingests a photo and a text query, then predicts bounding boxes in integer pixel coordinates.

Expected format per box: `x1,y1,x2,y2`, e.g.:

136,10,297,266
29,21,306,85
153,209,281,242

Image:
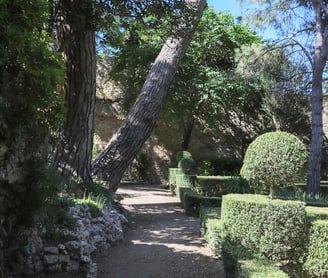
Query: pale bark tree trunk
307,0,328,194
53,0,96,190
92,0,207,191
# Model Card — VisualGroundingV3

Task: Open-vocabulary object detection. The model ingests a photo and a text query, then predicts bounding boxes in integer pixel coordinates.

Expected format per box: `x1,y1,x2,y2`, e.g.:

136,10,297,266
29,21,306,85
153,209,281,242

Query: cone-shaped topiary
240,131,308,198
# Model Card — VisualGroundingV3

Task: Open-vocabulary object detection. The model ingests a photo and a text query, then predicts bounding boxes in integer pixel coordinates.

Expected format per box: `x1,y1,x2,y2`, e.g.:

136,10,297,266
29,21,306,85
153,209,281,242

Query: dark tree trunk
92,0,207,191
180,118,195,151
307,0,328,195
53,0,96,190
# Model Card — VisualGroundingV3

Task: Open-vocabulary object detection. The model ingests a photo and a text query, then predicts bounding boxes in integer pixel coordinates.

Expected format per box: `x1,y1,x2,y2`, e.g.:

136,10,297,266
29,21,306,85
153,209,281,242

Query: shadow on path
94,183,225,278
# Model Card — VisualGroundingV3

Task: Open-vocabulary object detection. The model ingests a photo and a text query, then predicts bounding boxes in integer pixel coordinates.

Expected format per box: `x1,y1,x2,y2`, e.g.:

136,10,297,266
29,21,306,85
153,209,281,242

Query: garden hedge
304,219,328,277
304,206,328,277
221,194,307,264
179,189,221,216
199,206,287,278
168,168,182,195
175,174,195,198
196,175,251,197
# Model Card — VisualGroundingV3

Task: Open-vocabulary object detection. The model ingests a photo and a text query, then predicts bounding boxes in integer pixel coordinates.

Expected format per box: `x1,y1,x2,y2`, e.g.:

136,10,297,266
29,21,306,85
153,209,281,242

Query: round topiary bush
240,131,308,197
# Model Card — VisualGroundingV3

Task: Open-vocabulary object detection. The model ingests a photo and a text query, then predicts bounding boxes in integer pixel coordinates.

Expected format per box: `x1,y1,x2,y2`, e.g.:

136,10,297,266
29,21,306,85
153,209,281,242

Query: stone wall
7,204,127,277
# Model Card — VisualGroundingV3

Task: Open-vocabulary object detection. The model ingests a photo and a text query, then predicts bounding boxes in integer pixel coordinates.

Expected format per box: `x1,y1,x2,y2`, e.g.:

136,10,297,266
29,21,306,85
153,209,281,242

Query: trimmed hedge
221,194,307,264
180,189,221,216
304,220,328,277
304,206,328,277
196,175,252,197
200,206,287,278
168,168,182,195
199,207,222,256
175,174,195,198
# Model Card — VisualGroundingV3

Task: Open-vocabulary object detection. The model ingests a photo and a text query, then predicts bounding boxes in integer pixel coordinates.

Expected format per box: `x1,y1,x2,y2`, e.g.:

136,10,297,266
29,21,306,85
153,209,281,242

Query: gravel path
94,183,225,278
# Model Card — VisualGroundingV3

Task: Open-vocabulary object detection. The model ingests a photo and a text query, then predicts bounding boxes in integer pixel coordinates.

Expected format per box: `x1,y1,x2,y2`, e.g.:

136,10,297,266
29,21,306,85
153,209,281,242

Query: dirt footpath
94,183,225,278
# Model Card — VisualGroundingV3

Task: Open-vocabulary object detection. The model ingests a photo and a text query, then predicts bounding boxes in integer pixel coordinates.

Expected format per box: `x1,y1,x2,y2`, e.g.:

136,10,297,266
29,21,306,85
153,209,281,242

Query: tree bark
92,0,207,191
180,118,195,151
53,0,96,190
307,0,328,195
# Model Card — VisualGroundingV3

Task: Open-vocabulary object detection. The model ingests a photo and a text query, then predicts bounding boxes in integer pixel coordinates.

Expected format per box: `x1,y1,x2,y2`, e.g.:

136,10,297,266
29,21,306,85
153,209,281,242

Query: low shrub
178,156,197,175
196,175,252,197
199,206,287,278
168,168,182,195
74,193,107,218
221,194,307,264
180,189,221,216
237,253,289,278
175,174,195,198
304,219,328,277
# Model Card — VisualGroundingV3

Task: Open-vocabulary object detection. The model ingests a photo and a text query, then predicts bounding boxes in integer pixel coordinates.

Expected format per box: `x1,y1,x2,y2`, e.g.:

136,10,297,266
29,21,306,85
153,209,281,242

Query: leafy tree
240,131,308,198
107,8,262,151
92,0,207,191
241,0,328,195
0,0,64,272
50,0,186,188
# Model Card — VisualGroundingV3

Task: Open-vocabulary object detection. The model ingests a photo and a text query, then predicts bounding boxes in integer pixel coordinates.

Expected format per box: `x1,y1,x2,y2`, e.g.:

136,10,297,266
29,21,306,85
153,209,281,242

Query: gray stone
44,254,59,265
44,246,59,254
59,254,70,263
65,260,80,272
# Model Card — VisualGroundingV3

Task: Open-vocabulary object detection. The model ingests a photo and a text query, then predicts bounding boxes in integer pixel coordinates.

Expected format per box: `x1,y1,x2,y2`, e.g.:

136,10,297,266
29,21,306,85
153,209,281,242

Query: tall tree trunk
92,0,207,191
180,118,195,151
53,0,96,190
307,0,328,195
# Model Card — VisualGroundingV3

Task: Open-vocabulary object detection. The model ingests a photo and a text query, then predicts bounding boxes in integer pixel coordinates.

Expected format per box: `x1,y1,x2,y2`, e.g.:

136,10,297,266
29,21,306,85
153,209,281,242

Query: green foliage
135,152,152,181
195,175,252,196
199,205,287,278
168,168,182,195
180,188,222,216
199,207,222,255
304,220,328,277
108,8,263,147
175,174,195,198
74,192,107,218
240,131,308,197
0,0,65,150
178,156,197,175
176,151,193,163
199,157,243,176
221,194,308,265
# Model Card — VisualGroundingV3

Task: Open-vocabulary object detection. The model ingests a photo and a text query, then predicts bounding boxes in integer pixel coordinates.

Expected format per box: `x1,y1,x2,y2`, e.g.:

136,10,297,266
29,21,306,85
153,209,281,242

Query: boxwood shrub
304,219,328,277
180,189,221,216
175,174,195,199
304,207,328,277
221,194,307,264
200,206,287,278
196,175,252,197
168,168,182,195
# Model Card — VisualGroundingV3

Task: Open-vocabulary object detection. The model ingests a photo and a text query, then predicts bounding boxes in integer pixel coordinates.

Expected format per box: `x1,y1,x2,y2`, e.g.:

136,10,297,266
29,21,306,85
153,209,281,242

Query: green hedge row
196,175,252,197
168,168,182,195
304,207,328,277
199,206,287,278
179,187,222,216
221,194,307,264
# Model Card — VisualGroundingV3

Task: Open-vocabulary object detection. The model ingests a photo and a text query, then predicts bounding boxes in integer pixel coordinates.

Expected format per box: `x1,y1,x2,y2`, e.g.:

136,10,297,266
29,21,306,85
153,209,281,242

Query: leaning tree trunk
307,0,328,195
92,0,207,191
52,0,96,190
